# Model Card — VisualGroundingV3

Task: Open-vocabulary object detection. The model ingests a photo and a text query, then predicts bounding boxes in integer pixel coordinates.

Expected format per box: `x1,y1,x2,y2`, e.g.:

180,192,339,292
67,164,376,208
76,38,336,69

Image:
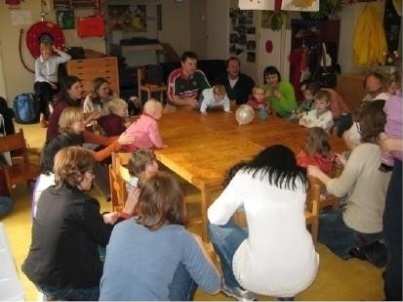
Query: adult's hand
103,212,119,225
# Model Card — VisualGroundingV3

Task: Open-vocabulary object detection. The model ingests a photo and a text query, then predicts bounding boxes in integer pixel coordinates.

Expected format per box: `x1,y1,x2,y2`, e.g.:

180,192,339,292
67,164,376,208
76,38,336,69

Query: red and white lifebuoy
26,21,65,58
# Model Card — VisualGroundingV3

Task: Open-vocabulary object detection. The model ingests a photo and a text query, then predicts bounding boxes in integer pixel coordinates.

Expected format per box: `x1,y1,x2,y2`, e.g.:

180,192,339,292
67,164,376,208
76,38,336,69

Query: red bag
77,15,105,38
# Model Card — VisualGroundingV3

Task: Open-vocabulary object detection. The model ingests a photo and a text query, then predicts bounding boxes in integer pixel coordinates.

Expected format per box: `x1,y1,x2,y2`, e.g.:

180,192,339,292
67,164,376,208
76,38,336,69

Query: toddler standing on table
199,85,231,114
299,89,333,133
123,99,166,152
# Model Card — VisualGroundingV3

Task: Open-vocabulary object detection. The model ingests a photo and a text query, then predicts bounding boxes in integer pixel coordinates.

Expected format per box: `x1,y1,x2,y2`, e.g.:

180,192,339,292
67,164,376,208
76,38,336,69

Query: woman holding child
308,100,391,267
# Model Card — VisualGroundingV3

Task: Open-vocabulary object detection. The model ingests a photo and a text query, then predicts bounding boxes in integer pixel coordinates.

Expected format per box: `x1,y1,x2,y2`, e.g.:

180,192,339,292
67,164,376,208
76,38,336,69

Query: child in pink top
123,99,166,152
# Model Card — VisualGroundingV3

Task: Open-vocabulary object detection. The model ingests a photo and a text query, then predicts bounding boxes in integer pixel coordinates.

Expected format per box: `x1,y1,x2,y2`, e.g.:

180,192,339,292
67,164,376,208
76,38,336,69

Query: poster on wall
281,0,319,11
56,10,75,29
108,5,147,32
238,0,275,10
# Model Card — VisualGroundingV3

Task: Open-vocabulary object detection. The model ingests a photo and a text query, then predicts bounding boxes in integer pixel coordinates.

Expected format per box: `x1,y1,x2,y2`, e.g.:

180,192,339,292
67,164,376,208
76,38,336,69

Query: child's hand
201,111,207,115
334,153,347,166
224,110,232,113
307,165,321,177
103,212,119,225
124,121,132,128
118,132,135,145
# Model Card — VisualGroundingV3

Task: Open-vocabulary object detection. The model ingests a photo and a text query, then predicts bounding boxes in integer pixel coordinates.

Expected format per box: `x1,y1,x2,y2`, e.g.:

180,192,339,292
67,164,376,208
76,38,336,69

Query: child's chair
137,66,166,107
109,152,131,212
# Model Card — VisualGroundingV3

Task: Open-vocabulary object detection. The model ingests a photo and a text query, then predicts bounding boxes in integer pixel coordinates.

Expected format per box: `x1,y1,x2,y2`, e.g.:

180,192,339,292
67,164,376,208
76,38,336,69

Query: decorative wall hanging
108,5,147,32
281,0,319,11
77,15,105,38
26,21,66,58
56,10,75,29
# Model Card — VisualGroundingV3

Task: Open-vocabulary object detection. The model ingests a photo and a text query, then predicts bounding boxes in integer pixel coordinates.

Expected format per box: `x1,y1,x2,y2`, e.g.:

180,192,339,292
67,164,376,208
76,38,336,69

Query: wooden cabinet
336,73,366,111
66,57,120,96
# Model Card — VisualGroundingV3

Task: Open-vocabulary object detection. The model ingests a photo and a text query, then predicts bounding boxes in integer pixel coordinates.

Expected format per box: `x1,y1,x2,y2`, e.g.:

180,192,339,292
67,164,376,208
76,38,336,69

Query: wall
160,0,191,56
0,1,105,103
338,2,386,73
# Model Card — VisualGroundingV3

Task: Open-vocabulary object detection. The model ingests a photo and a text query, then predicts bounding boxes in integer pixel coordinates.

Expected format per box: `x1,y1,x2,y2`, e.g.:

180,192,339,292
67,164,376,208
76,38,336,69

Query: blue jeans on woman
36,284,100,301
208,220,248,288
168,263,197,301
318,208,383,259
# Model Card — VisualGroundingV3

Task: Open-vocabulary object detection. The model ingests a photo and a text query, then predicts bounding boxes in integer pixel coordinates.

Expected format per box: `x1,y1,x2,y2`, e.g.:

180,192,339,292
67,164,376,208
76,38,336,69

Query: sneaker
221,279,256,301
362,241,387,268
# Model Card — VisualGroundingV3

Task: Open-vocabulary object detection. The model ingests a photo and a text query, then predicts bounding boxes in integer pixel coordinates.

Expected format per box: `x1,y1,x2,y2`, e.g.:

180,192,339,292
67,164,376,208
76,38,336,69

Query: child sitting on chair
119,149,159,196
123,99,166,152
199,85,231,114
299,89,333,133
97,98,130,136
296,127,335,175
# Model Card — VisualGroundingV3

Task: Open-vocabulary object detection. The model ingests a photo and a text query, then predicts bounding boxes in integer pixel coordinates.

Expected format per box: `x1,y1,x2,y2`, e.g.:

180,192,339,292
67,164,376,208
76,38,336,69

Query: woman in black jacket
22,146,130,301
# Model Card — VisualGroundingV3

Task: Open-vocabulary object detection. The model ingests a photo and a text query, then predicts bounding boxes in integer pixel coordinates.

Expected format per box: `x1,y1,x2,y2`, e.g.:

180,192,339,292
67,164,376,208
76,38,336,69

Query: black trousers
383,159,402,301
34,81,59,119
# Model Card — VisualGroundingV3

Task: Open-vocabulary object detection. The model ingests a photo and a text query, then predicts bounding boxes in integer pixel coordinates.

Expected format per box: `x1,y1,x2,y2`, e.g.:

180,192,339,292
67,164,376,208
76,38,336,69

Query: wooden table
154,110,347,240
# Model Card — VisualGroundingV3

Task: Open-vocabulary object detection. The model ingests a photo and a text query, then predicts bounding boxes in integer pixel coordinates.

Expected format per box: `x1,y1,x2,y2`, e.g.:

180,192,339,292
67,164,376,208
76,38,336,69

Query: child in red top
297,127,334,175
247,85,269,111
97,98,130,136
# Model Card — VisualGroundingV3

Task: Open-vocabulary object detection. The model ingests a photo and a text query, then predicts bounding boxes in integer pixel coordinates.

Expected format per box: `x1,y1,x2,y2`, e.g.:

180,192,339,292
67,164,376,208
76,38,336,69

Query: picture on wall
108,5,147,32
56,10,75,29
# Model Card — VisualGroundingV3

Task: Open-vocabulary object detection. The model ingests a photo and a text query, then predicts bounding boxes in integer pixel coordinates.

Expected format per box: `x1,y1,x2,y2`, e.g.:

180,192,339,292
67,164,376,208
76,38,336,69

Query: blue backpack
13,93,39,124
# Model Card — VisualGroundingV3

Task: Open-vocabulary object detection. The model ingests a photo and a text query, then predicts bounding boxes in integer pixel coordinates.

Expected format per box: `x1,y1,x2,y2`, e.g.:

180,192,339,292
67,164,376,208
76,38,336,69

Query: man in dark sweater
214,57,255,105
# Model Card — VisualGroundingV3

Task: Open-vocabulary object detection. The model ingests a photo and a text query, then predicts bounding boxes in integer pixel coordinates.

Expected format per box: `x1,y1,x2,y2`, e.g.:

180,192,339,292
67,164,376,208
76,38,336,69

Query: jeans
168,263,197,301
36,284,99,301
318,208,383,259
383,160,402,301
333,114,352,137
0,196,13,217
208,220,248,288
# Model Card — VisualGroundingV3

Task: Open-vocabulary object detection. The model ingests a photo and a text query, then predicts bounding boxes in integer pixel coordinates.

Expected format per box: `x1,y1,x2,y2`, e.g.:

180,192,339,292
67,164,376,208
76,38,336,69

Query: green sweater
263,81,297,118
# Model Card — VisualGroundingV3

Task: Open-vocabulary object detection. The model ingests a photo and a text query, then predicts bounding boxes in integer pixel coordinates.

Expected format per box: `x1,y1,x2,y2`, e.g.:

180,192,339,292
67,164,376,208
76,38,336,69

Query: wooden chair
306,175,321,243
137,66,167,106
109,152,131,212
0,129,41,196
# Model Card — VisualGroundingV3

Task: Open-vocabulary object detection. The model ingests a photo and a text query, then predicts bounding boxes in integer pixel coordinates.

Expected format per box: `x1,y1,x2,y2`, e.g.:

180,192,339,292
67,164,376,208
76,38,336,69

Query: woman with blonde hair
53,106,134,199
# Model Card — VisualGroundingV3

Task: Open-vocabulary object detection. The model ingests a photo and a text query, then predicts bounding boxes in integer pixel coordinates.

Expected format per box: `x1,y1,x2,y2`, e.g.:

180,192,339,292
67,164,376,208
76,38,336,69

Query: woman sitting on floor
308,100,391,268
23,147,134,301
100,171,221,301
208,144,318,301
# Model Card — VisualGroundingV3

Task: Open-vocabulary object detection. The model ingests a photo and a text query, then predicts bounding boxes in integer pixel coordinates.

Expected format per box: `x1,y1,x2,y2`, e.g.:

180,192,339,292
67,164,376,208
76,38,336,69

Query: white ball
235,104,255,125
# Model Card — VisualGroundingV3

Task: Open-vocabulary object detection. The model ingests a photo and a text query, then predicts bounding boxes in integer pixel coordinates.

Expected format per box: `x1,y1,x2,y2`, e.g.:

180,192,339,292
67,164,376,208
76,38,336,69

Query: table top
154,109,347,191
